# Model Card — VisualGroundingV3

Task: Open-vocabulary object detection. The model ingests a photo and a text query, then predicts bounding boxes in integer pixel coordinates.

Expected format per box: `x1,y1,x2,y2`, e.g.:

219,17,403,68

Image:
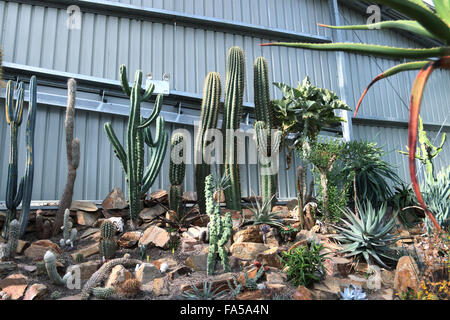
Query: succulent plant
244,195,284,228
0,219,19,260
334,201,399,268
99,220,117,259
169,133,186,216
181,281,227,300
92,287,116,299
59,209,77,249
44,251,73,286
340,284,367,300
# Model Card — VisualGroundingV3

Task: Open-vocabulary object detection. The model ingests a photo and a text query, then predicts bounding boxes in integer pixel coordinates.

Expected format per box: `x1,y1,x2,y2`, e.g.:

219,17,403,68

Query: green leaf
434,0,450,26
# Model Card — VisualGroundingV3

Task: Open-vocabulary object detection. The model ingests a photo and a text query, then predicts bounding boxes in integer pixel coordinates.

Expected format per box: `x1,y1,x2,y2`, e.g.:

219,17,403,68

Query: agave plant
181,281,227,300
244,194,284,228
262,0,450,231
334,201,399,268
340,284,367,300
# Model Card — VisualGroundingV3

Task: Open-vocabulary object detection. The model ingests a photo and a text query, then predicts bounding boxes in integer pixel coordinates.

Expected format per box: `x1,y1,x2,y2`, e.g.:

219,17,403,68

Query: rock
354,262,369,273
80,228,100,239
168,266,192,280
148,190,168,202
233,225,263,244
139,205,166,222
184,254,208,272
70,243,99,260
19,264,37,273
293,285,313,300
139,226,171,249
286,199,298,211
181,238,201,253
153,277,170,296
394,256,420,294
236,289,270,300
70,201,98,212
367,265,382,291
288,239,308,252
76,210,97,226
381,269,395,287
16,240,29,254
135,263,162,284
265,271,286,284
230,242,269,260
237,267,261,285
271,206,289,218
0,261,17,277
57,294,82,300
151,257,177,270
23,283,47,300
182,226,208,241
118,231,142,248
106,265,133,287
102,188,128,210
183,192,197,202
181,273,234,294
255,247,283,269
67,260,101,281
323,256,352,277
107,217,124,233
24,240,62,260
0,273,28,300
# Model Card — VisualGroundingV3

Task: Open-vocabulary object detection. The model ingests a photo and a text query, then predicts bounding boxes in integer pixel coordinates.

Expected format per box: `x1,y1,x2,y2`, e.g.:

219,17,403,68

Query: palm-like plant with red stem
262,0,450,231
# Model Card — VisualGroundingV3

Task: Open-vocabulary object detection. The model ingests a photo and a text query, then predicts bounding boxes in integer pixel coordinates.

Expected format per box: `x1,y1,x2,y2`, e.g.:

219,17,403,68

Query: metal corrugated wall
0,1,448,201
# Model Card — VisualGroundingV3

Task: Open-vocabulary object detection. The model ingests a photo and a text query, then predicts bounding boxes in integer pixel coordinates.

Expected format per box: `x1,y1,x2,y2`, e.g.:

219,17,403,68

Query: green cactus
253,57,282,209
59,209,77,249
92,287,115,299
205,175,233,275
2,219,19,259
399,116,446,182
169,133,186,215
2,77,37,239
195,72,221,214
104,65,168,226
222,47,245,211
44,250,73,285
99,220,117,259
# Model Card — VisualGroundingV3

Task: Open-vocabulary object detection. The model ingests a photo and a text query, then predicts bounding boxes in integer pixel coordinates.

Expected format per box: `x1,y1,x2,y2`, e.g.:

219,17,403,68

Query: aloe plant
244,194,284,228
262,0,450,231
334,201,399,268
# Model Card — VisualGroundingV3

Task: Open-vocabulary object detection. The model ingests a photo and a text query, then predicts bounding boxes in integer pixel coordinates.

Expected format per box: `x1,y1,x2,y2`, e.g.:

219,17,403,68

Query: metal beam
9,0,331,43
352,115,450,132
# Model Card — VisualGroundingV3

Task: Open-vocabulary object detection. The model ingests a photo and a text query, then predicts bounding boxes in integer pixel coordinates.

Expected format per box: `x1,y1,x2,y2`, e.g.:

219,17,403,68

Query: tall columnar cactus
59,209,77,249
253,57,281,210
99,220,117,260
222,47,245,211
205,175,233,275
44,250,73,285
195,72,221,214
104,65,168,226
169,133,186,216
53,79,80,236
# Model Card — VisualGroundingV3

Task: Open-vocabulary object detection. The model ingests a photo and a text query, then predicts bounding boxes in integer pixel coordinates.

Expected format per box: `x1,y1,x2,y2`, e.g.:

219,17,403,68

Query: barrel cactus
104,65,168,227
169,133,186,216
195,72,221,214
99,220,117,260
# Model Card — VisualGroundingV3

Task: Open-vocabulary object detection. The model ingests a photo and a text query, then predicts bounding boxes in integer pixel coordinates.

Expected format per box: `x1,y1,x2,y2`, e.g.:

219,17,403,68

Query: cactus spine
99,220,117,259
104,65,168,226
2,80,26,238
1,219,19,259
59,209,77,249
169,133,186,215
53,79,80,236
44,250,73,285
195,72,221,214
205,175,233,275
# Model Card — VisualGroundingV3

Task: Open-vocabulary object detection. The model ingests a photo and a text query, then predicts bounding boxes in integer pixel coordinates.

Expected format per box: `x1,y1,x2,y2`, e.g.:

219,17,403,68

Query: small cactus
59,209,77,249
1,219,19,259
169,133,186,216
44,250,72,285
99,221,117,259
92,287,115,299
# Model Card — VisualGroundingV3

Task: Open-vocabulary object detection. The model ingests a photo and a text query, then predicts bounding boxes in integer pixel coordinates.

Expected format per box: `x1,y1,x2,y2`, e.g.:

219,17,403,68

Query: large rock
184,254,208,272
153,277,170,296
118,231,142,248
293,285,313,300
181,237,202,253
67,260,101,281
139,205,166,222
233,225,263,244
148,190,168,203
168,266,192,280
106,265,133,287
16,240,30,254
24,240,62,260
0,273,28,300
135,263,162,284
70,201,98,212
23,283,47,300
151,257,177,271
182,226,208,241
183,192,197,202
102,188,128,210
70,243,100,260
76,211,97,226
255,247,283,269
394,256,420,294
230,242,269,260
139,226,170,249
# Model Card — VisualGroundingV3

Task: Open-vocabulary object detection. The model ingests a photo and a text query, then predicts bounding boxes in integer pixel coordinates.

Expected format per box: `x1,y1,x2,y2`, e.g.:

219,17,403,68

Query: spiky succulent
340,285,367,300
245,194,284,228
181,281,227,300
334,201,399,268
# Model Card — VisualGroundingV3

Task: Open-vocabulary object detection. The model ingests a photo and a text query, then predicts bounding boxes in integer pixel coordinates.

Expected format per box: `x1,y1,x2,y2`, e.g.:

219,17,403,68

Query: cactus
59,209,77,249
99,221,117,259
205,175,233,275
253,57,281,210
169,133,186,216
222,47,245,211
117,278,141,298
53,79,80,236
44,251,73,285
296,165,314,228
35,214,52,239
104,65,168,227
92,287,115,299
81,254,141,300
195,72,221,214
1,219,19,259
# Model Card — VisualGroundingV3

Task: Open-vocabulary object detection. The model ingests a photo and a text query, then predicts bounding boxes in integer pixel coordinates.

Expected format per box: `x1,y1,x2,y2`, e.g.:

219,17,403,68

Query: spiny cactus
2,77,37,239
35,214,52,239
53,79,80,236
1,219,19,259
44,250,73,285
59,209,77,249
169,133,186,216
81,254,141,300
222,47,245,211
205,175,233,275
253,57,281,210
99,220,116,260
104,65,168,227
296,166,314,229
195,72,221,214
92,287,116,299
